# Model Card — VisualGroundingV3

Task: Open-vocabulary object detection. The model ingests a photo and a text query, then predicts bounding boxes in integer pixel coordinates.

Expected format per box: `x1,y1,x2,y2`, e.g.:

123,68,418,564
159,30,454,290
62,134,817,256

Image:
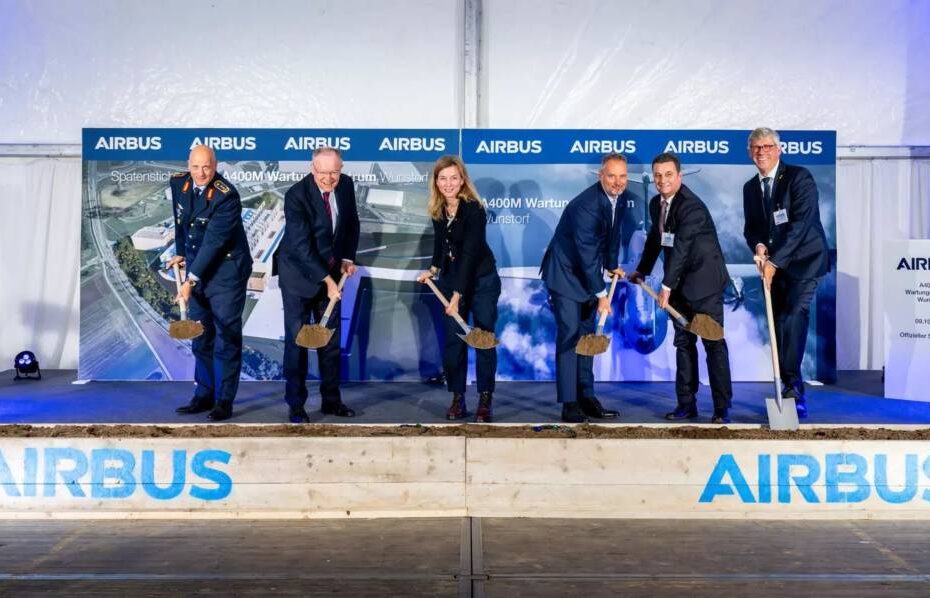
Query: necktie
762,176,773,218
321,191,333,222
659,199,669,235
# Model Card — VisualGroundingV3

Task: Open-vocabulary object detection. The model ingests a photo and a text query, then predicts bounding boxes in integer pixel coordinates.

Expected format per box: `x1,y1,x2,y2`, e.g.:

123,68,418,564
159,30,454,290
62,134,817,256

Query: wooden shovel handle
637,281,689,327
595,274,621,333
318,273,348,327
762,280,783,402
423,277,471,333
172,263,188,320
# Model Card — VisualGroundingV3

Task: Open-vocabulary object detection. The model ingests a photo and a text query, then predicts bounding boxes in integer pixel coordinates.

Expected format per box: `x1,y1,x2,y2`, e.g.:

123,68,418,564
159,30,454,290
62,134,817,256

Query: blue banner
80,127,836,384
462,129,835,165
82,128,460,162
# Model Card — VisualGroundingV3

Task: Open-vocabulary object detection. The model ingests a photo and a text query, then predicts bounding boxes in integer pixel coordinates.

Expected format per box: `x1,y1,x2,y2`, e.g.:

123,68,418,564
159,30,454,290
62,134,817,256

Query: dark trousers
438,271,500,394
771,275,820,392
549,290,598,405
187,281,247,405
282,284,342,409
669,290,732,409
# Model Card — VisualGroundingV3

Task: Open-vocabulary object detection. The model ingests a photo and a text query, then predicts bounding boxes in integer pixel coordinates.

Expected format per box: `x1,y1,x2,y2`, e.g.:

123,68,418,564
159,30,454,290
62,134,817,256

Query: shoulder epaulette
171,171,187,178
213,180,230,194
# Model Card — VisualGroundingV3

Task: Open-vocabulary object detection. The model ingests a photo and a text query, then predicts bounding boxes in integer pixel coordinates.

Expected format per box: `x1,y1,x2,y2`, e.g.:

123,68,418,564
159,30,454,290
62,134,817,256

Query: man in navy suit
541,153,628,423
275,147,360,423
629,152,733,423
169,144,253,422
743,127,830,418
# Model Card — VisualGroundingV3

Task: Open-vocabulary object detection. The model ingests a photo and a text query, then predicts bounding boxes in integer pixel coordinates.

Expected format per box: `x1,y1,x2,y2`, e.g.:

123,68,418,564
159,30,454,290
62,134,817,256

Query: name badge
773,208,789,226
661,232,675,247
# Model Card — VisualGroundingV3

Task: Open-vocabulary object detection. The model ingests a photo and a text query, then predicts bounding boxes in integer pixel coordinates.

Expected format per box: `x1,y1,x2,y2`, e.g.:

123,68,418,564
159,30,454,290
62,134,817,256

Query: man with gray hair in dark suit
742,127,830,418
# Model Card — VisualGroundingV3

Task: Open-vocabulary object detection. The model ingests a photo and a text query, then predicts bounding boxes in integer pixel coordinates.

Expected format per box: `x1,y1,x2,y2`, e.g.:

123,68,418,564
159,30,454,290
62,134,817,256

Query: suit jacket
430,199,496,295
636,183,728,302
540,182,626,302
276,173,360,298
170,172,252,290
742,162,830,280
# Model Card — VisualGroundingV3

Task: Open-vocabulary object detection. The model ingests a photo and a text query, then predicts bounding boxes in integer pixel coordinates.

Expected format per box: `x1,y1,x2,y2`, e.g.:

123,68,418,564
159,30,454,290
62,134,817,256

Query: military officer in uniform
168,144,253,421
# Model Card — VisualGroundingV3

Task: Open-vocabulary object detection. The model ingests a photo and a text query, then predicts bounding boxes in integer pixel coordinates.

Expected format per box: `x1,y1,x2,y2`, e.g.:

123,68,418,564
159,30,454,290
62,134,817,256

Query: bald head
188,145,217,187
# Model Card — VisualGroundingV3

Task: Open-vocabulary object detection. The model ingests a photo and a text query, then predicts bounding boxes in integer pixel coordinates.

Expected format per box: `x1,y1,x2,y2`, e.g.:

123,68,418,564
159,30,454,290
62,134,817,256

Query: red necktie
321,191,333,221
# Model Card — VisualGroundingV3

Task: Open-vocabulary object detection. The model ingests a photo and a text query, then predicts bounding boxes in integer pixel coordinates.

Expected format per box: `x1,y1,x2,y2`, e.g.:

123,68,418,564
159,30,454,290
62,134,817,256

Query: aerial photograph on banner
80,128,836,384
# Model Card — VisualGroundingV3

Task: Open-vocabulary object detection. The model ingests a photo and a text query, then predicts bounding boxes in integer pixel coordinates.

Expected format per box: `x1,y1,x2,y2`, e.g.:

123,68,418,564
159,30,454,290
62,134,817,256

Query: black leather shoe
711,408,731,424
561,402,588,423
474,392,493,423
665,404,698,421
289,406,310,423
783,387,808,419
176,397,214,415
207,401,233,422
579,396,619,419
321,402,356,417
446,393,468,420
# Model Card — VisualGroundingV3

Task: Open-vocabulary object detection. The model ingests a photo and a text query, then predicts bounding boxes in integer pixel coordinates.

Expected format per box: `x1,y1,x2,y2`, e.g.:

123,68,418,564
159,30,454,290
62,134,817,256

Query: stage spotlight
13,350,41,380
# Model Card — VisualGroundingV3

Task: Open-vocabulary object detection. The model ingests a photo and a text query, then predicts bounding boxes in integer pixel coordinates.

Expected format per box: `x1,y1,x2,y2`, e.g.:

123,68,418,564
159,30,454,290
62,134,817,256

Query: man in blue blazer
630,152,733,423
169,145,253,422
743,127,830,418
275,147,360,423
541,153,628,423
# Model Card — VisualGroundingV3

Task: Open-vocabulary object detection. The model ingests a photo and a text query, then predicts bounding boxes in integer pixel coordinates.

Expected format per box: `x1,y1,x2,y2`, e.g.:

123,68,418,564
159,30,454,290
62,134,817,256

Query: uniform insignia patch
207,187,215,200
213,180,230,194
182,180,191,193
171,172,186,178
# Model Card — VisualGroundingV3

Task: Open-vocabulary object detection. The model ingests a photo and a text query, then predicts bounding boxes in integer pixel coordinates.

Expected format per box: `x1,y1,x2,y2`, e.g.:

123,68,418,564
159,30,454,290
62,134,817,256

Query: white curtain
0,156,81,371
836,156,930,370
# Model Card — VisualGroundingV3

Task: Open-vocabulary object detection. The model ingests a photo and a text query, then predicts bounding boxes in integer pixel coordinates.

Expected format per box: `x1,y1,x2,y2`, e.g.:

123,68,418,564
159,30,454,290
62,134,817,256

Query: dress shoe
446,393,468,420
321,402,356,417
561,402,588,423
176,397,214,415
711,408,731,424
665,404,698,421
288,406,310,423
474,392,493,423
782,386,808,418
207,401,233,422
579,396,619,419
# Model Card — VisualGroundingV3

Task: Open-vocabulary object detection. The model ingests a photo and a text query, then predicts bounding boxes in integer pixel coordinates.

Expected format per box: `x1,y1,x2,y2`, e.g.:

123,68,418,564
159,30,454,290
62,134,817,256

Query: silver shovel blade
765,397,800,431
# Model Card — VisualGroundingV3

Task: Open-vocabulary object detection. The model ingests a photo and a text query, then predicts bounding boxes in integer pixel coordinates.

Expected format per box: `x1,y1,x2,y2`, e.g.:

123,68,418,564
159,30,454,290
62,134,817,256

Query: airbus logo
95,136,162,150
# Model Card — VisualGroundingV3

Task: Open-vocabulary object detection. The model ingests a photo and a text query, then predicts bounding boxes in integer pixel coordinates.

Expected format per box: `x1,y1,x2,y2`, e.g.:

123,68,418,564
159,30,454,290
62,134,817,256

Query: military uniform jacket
170,172,252,290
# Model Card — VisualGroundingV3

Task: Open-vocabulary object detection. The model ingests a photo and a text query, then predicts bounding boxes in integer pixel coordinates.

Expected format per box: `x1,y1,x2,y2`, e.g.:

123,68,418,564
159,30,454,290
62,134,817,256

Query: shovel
762,277,799,431
576,273,621,356
637,282,724,341
423,277,498,350
169,263,204,340
296,273,348,349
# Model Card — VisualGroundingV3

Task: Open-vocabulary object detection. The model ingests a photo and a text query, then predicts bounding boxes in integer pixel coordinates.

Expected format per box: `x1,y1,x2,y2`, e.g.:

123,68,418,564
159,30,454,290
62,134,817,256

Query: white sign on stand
884,240,930,400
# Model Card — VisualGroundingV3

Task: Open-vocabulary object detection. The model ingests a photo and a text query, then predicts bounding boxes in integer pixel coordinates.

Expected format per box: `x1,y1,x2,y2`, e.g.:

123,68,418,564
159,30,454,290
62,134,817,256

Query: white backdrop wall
0,0,928,373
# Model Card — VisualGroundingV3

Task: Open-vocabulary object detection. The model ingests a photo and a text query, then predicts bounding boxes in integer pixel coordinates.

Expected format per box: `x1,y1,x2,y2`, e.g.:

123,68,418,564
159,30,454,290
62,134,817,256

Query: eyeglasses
749,144,778,153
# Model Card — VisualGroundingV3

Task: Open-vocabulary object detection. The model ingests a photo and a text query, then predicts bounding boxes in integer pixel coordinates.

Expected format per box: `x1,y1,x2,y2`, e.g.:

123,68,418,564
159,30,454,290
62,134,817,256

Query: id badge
661,232,675,247
773,208,789,226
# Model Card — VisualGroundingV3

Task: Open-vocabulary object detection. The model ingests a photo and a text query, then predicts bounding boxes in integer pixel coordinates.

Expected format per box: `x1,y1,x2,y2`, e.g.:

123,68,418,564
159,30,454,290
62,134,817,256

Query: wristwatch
186,278,197,288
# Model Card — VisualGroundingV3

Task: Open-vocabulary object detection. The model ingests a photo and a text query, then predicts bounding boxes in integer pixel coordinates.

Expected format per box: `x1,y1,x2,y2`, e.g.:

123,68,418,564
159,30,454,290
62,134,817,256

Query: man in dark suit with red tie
629,152,733,423
275,147,360,423
743,127,830,418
